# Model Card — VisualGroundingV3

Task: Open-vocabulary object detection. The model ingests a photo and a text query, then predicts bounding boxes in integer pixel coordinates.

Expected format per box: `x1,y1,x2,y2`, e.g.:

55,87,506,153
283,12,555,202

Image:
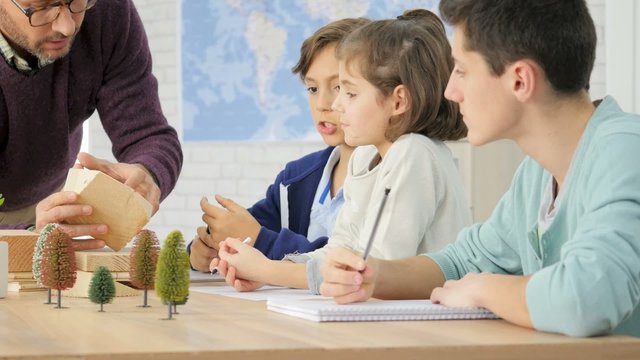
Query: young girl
188,18,371,271
212,9,471,293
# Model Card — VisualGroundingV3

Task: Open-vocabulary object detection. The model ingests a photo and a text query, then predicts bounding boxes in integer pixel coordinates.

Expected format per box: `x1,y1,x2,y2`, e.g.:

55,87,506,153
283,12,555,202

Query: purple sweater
0,0,183,225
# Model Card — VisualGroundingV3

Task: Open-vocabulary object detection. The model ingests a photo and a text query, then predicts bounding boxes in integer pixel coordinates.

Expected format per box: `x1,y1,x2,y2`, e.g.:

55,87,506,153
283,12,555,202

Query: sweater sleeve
427,162,526,280
249,170,286,251
254,226,328,260
95,0,182,200
248,156,330,259
526,131,640,337
0,224,31,230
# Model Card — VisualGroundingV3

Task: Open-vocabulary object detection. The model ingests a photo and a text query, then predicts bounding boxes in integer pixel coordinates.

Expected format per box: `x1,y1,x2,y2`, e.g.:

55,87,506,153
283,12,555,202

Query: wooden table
1,288,640,359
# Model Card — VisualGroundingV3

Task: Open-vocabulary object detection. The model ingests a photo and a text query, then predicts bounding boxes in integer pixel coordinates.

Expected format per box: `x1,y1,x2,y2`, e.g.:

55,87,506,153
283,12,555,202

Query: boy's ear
391,84,411,116
508,60,538,102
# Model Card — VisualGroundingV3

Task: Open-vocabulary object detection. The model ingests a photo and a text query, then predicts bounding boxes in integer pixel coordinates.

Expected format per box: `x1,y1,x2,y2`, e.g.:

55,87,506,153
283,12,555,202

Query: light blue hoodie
428,96,640,337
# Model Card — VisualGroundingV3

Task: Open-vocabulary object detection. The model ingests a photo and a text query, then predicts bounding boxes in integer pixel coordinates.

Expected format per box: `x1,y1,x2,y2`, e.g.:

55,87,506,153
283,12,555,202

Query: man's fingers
37,204,92,229
58,224,108,239
77,152,123,182
72,238,106,251
148,185,161,214
36,192,78,212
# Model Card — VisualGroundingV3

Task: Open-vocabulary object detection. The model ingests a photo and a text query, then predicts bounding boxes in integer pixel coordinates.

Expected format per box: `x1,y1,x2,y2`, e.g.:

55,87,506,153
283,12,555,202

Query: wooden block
75,249,131,272
112,271,131,281
62,270,140,298
8,272,35,280
0,230,38,272
8,281,46,292
62,169,152,251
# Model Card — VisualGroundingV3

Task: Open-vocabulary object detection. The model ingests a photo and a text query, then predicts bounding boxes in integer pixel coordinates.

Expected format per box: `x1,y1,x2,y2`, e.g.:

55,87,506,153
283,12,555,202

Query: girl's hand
319,246,379,304
217,237,270,283
211,258,265,292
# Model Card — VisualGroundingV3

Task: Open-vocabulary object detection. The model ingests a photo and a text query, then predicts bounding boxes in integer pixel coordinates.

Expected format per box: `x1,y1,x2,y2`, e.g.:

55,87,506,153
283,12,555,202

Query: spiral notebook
267,297,499,322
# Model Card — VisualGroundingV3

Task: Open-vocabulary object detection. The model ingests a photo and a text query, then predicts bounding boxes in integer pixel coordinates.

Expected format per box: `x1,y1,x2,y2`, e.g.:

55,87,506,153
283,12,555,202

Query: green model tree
89,266,116,312
155,230,190,320
129,229,160,307
0,194,5,206
33,223,59,305
40,227,77,309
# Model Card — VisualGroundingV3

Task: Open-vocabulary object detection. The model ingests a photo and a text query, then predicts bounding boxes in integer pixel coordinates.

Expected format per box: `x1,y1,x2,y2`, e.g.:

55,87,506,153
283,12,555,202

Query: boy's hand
200,195,261,247
430,272,487,308
189,226,218,272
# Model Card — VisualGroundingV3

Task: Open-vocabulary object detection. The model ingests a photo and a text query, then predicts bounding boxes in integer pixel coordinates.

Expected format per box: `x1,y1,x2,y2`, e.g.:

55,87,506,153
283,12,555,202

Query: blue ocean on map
182,0,440,141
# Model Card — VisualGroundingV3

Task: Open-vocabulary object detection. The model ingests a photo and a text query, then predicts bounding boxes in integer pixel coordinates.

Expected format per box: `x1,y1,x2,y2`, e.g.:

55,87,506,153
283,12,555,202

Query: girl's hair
337,9,467,141
292,18,371,80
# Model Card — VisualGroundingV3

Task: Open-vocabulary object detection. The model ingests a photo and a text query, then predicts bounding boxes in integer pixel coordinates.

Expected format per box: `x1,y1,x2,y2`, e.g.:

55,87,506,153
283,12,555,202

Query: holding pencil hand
320,246,379,304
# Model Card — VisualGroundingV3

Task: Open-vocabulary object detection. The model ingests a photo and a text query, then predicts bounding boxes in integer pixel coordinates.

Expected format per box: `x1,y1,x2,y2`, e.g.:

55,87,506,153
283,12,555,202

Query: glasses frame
10,0,97,27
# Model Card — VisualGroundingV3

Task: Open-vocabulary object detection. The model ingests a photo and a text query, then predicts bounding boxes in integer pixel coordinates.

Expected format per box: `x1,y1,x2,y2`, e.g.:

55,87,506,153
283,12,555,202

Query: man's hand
200,195,261,248
76,152,161,214
35,191,106,251
189,226,219,272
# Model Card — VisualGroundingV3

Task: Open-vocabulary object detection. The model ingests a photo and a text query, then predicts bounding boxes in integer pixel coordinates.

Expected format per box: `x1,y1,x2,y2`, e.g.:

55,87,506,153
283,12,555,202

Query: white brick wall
88,0,609,242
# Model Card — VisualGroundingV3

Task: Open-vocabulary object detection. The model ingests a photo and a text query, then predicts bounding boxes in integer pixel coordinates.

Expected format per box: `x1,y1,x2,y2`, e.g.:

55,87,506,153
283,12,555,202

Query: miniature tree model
89,266,116,312
155,230,190,320
129,229,160,307
40,227,77,309
33,223,59,304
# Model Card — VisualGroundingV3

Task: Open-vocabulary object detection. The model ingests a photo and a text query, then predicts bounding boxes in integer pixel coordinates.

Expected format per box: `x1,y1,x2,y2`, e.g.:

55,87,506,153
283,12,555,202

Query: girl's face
332,61,394,157
304,44,346,147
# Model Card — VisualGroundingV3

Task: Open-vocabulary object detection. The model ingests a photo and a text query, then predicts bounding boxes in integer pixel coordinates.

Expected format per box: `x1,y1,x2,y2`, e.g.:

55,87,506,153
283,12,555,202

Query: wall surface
88,0,609,242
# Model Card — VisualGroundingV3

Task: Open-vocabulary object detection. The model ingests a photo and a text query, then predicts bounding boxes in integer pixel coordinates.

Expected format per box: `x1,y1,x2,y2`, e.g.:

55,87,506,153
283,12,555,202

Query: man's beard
0,7,78,66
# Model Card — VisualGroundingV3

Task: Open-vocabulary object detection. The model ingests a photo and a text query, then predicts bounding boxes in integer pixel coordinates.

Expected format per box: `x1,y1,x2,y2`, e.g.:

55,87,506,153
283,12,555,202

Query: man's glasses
11,0,98,27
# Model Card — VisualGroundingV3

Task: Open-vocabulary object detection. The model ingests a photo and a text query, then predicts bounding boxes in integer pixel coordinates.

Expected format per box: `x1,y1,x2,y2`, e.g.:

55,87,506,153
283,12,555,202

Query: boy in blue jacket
320,0,640,337
189,18,370,271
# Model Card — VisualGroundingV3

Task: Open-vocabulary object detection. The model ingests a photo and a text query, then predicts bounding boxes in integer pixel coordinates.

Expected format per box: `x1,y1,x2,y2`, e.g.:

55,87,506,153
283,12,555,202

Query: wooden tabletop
1,287,640,360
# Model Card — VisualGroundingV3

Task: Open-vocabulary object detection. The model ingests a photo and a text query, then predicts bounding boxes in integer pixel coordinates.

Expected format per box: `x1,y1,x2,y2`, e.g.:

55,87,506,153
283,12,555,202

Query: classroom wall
88,0,609,242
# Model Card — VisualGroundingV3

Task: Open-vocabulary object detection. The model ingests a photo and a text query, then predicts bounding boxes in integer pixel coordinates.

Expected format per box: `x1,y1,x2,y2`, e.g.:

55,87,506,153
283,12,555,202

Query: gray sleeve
282,253,323,295
305,256,324,295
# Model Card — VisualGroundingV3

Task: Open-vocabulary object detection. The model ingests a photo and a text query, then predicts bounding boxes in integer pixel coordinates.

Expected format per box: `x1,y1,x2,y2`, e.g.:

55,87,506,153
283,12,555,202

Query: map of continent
182,0,440,141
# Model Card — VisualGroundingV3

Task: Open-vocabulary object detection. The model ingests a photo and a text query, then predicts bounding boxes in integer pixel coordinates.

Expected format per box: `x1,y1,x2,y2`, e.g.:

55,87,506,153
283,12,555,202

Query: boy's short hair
292,18,370,80
439,0,596,94
337,9,467,141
